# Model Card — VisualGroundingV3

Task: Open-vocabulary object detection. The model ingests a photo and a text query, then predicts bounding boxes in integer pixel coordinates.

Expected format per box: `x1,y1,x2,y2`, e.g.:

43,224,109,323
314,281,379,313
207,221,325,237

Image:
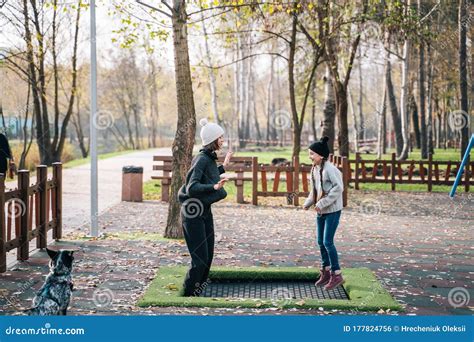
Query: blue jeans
316,210,341,272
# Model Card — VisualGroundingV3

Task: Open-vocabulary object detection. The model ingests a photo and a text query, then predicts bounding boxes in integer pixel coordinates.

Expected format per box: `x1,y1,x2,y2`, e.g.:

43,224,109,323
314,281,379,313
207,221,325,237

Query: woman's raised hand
213,178,228,190
223,151,234,167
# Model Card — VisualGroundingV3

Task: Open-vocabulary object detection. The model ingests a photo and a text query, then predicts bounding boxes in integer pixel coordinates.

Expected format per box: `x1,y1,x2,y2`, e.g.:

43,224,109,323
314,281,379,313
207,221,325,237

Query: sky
0,1,176,70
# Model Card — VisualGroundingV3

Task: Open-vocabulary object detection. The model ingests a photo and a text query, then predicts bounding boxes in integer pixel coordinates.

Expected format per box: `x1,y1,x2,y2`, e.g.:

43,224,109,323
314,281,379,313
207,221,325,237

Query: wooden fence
351,152,473,192
0,163,62,273
152,156,253,204
153,152,472,206
152,155,349,207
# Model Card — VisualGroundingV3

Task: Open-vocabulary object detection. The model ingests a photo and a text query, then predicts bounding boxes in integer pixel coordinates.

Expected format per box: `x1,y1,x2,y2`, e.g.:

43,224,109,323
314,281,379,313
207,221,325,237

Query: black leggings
182,208,215,296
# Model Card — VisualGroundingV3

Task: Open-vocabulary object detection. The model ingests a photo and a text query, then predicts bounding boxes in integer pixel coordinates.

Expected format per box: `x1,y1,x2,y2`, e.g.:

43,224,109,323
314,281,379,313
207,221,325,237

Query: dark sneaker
324,272,345,290
315,268,331,286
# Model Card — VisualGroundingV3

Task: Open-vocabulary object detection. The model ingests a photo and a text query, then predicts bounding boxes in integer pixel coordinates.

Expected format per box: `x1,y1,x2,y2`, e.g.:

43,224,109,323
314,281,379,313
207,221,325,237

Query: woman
303,136,345,290
178,118,233,296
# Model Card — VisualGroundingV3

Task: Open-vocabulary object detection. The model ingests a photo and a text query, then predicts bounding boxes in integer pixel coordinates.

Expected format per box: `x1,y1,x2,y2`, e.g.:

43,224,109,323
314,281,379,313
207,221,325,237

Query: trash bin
122,165,143,202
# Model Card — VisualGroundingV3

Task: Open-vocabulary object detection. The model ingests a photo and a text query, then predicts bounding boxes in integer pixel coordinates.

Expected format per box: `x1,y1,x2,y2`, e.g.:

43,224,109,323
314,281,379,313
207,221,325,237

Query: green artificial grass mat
138,266,402,312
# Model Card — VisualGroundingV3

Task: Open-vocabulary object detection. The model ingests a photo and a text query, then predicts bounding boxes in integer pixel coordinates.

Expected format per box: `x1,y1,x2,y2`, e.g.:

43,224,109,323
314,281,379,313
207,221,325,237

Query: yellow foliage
10,141,76,171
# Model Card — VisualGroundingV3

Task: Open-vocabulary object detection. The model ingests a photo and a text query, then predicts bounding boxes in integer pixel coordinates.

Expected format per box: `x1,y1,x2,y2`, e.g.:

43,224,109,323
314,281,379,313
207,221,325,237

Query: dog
271,158,289,166
25,248,75,315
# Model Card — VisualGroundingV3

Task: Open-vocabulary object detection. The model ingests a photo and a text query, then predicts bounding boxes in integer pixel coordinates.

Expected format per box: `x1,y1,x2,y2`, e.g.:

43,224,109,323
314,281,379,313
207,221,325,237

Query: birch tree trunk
321,64,336,153
347,86,359,152
378,48,389,158
201,10,220,124
266,54,275,144
399,9,411,160
357,48,365,141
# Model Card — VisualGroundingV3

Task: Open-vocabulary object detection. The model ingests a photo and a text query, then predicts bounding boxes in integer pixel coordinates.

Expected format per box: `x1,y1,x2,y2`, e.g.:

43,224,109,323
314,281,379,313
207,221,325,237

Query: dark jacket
0,133,12,174
178,148,227,207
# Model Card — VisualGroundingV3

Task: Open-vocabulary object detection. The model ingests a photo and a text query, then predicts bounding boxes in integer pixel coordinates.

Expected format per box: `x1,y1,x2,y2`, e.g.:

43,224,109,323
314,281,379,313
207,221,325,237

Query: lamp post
89,0,98,236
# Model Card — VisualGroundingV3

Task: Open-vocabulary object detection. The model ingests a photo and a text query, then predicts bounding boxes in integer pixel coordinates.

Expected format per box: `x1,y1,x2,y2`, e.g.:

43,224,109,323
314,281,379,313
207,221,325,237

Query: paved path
6,148,171,230
58,147,171,231
4,148,171,267
1,191,472,316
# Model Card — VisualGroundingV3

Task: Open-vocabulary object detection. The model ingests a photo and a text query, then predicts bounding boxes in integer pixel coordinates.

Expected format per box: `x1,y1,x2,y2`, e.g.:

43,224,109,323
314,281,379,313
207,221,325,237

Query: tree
417,0,428,159
325,0,368,157
200,8,221,124
458,0,469,159
287,3,326,158
135,0,198,238
426,42,434,154
321,64,336,153
398,0,412,160
409,91,421,149
386,50,404,157
71,67,89,158
2,1,83,165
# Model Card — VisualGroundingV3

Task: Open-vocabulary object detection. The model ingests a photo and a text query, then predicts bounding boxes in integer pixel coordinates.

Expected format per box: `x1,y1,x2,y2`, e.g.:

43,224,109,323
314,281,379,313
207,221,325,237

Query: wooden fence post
391,153,396,191
235,170,244,204
342,157,349,207
252,157,258,205
293,156,300,206
355,152,360,190
0,174,5,272
428,153,433,192
18,170,30,261
37,165,48,249
52,163,62,240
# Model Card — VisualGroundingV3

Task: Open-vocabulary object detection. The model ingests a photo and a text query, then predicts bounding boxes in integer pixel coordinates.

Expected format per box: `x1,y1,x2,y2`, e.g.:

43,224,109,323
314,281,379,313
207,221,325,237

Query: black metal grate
200,281,349,300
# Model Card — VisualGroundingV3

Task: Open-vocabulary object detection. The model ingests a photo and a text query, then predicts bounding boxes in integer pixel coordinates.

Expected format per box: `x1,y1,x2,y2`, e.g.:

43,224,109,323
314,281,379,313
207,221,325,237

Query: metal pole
449,133,474,198
89,0,99,236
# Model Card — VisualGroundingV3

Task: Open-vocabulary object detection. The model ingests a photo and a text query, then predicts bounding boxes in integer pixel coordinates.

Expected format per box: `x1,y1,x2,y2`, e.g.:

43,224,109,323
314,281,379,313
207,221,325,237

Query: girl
303,136,344,290
178,118,233,296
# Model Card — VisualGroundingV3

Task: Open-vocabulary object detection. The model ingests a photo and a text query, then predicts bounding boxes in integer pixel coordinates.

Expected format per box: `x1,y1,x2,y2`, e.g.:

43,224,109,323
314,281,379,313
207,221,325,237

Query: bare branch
160,0,174,14
384,46,404,61
420,0,441,23
187,1,269,17
136,0,172,18
195,52,288,69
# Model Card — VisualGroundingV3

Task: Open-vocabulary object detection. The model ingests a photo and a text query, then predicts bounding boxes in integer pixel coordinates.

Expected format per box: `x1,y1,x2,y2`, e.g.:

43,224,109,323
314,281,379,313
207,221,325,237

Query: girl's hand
303,206,309,211
223,151,234,167
315,206,322,214
213,178,228,190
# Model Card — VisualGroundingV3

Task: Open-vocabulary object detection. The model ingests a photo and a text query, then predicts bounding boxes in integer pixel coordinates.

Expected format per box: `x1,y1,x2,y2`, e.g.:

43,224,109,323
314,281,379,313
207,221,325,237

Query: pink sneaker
324,272,344,290
315,268,331,287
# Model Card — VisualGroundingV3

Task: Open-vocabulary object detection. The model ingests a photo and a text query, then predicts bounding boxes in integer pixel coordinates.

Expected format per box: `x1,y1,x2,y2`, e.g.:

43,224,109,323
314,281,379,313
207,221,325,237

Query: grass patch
138,266,402,312
233,147,471,164
143,178,468,204
356,183,458,193
63,149,142,169
143,180,162,200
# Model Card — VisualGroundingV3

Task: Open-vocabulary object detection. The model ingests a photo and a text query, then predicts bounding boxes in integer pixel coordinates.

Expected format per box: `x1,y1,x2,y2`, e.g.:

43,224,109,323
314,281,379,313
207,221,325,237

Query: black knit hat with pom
309,136,330,158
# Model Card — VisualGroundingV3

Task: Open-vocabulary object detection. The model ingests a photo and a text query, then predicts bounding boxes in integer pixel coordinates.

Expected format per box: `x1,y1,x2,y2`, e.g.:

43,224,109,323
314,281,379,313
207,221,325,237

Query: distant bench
152,156,253,203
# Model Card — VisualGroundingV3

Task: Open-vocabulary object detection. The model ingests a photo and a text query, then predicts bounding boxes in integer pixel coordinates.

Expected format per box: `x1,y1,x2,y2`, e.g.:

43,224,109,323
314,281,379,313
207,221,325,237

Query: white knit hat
199,118,224,146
